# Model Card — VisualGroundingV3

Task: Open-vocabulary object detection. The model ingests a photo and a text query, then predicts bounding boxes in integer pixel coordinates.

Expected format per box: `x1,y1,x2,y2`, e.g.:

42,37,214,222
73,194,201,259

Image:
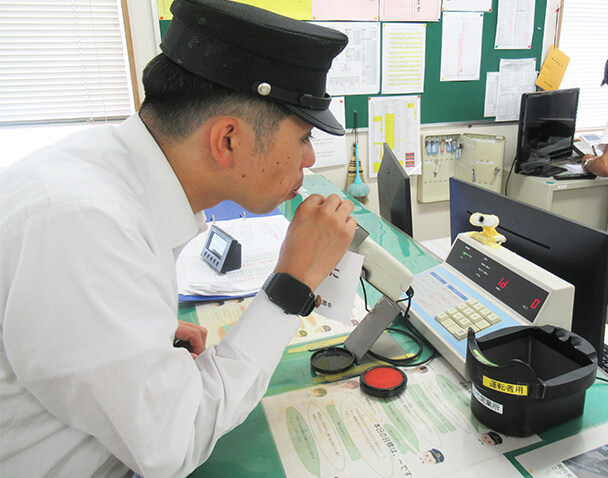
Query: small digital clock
201,225,242,274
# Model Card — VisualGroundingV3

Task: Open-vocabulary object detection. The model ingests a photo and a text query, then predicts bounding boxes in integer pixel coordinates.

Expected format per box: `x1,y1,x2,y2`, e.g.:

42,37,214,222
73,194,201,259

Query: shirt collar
114,114,207,251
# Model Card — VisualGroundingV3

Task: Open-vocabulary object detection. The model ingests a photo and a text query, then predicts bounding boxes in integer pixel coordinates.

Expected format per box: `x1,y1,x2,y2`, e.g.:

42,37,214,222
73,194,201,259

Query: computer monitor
515,88,580,175
449,177,608,361
377,143,413,237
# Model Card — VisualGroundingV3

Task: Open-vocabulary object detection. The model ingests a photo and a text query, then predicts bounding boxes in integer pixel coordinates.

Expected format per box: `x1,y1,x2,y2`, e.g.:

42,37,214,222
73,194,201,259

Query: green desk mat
179,174,608,477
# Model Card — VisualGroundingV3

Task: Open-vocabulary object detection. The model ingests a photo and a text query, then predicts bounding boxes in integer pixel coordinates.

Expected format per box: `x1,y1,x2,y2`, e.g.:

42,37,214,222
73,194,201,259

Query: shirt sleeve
3,202,299,478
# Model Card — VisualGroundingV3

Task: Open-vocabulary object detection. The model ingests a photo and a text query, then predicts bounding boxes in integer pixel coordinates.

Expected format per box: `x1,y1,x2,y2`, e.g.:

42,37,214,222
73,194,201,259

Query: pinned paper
535,45,570,91
231,0,312,19
157,0,173,20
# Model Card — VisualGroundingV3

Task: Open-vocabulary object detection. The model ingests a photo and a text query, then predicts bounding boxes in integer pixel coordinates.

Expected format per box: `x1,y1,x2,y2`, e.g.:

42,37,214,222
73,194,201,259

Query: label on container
472,384,503,414
482,376,528,396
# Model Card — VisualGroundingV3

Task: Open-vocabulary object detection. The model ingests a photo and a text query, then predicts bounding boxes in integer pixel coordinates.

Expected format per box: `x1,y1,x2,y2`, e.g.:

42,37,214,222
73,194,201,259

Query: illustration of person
342,380,360,390
217,324,232,341
481,431,503,446
421,448,445,464
310,387,328,398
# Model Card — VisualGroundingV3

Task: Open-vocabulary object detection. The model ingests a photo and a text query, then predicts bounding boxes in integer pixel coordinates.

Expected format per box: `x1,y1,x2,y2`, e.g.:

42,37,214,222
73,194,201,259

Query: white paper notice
495,0,535,49
263,359,541,478
381,0,442,22
382,23,426,94
314,251,364,324
442,0,492,11
310,97,347,169
515,423,608,477
496,58,536,121
484,72,499,117
315,22,381,96
440,12,484,81
311,0,379,21
368,95,421,177
195,295,368,348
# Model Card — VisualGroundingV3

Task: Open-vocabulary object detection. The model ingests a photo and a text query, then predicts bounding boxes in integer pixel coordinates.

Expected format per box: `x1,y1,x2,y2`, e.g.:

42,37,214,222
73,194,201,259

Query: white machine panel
402,233,574,378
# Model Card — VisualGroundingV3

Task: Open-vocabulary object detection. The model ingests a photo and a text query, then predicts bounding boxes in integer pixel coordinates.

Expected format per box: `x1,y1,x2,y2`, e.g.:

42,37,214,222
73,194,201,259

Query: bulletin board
158,0,547,129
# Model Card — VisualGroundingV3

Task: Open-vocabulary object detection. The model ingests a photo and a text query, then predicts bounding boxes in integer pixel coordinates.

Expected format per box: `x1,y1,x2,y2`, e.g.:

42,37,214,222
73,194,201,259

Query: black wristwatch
262,273,319,316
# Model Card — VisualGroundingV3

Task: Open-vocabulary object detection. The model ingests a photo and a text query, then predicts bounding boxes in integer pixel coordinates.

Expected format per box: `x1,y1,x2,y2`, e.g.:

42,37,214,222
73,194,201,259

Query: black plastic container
466,325,597,437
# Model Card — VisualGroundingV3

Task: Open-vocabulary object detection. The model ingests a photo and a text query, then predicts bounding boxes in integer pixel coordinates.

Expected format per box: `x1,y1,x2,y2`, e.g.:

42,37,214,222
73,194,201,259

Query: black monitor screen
378,143,413,237
515,88,579,174
449,178,608,359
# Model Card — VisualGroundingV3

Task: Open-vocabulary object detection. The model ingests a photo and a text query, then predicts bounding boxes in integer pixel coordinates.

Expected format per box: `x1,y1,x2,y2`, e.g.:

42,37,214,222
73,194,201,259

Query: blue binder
179,201,281,302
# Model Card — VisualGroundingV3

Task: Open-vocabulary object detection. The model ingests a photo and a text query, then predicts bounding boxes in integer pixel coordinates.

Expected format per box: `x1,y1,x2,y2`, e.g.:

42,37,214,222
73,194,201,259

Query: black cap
161,0,348,135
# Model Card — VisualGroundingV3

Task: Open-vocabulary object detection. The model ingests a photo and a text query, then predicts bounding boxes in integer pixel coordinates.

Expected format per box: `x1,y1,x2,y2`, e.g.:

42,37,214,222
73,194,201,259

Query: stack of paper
176,214,290,297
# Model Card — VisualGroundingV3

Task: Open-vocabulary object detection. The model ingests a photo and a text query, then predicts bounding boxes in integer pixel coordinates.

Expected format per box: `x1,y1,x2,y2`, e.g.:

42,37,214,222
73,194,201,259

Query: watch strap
262,273,319,316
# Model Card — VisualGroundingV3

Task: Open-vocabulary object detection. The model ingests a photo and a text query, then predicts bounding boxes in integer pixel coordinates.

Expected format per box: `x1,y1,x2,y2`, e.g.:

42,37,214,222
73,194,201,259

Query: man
581,123,608,176
580,61,608,177
0,1,355,476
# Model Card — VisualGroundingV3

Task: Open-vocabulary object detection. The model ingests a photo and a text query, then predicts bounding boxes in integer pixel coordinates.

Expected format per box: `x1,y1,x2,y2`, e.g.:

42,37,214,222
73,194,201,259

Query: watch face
263,273,316,316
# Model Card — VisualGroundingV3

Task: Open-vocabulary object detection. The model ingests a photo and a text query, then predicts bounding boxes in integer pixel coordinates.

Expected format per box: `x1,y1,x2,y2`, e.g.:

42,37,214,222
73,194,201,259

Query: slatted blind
0,0,134,125
558,0,608,130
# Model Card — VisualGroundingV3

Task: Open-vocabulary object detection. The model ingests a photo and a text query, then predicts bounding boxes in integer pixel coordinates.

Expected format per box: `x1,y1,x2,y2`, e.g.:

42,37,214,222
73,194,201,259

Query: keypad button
452,328,467,340
452,312,465,321
469,312,483,323
486,313,502,324
435,312,449,323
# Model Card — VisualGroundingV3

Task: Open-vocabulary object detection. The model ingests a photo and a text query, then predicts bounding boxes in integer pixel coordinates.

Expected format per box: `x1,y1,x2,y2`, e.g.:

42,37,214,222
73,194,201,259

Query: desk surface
181,174,608,478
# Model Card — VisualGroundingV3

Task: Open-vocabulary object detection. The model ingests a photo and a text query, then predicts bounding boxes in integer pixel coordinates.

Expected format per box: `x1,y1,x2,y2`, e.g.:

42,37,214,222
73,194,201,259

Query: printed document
440,12,484,82
494,0,535,49
496,58,536,122
310,97,348,169
263,358,540,477
382,23,426,95
368,96,421,177
316,22,381,96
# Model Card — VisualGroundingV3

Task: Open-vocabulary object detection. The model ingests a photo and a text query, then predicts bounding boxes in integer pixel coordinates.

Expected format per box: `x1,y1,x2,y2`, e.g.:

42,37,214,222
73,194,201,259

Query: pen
592,145,598,156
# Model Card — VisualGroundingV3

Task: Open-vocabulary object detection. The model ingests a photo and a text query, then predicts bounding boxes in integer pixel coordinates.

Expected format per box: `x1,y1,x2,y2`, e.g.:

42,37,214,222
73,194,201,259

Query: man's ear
208,117,242,169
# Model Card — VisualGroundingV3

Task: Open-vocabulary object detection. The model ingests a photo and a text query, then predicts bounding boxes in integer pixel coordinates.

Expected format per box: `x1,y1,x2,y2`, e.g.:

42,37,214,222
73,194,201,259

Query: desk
508,173,608,231
181,174,608,477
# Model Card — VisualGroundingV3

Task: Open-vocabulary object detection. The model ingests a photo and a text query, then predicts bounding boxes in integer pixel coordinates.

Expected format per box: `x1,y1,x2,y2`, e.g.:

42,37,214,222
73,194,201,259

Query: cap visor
285,105,345,136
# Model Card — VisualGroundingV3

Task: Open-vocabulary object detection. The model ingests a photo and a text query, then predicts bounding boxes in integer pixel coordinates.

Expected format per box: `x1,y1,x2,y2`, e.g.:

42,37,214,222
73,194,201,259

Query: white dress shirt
0,114,299,477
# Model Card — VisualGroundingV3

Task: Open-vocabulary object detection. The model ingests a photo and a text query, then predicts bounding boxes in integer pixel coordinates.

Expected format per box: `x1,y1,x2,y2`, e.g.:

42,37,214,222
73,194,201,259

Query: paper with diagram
263,358,541,477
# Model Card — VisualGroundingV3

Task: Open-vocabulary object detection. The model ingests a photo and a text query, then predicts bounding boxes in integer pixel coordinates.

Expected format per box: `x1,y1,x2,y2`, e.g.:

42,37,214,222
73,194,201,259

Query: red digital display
447,240,549,322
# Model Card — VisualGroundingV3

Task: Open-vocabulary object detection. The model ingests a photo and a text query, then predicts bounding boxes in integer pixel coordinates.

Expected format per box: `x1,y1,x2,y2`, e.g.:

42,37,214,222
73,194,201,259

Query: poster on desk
262,358,541,477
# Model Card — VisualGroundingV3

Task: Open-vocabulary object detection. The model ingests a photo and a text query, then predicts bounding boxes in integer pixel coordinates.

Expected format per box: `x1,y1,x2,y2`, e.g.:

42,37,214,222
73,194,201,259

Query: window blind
558,0,608,131
0,0,135,125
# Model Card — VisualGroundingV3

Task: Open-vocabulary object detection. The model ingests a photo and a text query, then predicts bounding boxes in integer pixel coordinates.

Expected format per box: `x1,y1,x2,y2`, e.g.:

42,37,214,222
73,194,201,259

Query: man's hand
174,320,208,359
273,194,357,291
581,151,608,177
